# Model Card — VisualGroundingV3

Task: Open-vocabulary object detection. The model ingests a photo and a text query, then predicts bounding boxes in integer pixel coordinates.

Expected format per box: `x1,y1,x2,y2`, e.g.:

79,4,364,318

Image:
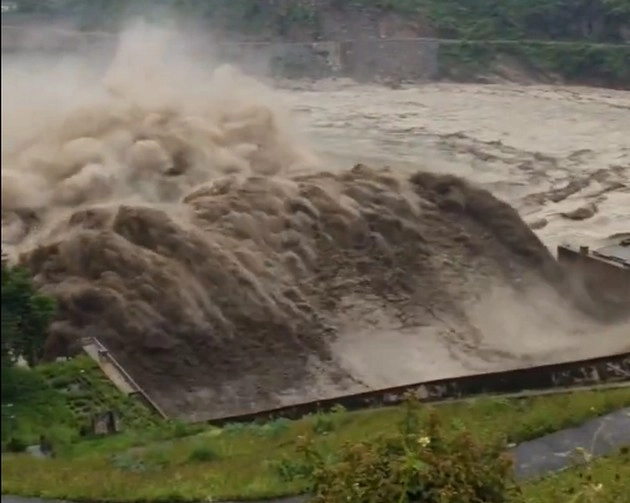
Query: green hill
3,1,630,94
7,0,629,42
1,356,158,451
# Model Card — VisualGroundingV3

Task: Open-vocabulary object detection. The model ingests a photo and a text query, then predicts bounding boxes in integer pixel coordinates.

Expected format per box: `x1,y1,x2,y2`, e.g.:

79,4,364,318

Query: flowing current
2,25,629,420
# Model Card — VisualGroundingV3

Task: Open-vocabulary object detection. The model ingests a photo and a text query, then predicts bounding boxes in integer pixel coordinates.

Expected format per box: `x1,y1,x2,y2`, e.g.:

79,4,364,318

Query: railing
201,351,630,426
80,336,629,425
81,336,169,420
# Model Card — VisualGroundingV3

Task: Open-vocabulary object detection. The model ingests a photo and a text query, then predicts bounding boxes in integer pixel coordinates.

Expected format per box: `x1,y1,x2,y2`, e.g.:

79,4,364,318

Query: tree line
1,253,55,381
6,0,629,43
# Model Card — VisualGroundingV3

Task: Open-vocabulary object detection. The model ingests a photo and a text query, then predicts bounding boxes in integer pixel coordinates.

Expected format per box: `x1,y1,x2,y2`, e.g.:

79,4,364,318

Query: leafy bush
169,420,204,439
312,412,335,435
1,254,56,370
257,417,291,438
271,456,317,483
289,395,520,503
4,436,28,453
141,445,172,468
1,365,75,446
188,444,220,462
222,422,251,435
110,452,147,473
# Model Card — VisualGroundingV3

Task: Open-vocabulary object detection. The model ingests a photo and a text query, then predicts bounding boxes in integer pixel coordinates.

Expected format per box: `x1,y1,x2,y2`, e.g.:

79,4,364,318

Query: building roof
594,238,630,267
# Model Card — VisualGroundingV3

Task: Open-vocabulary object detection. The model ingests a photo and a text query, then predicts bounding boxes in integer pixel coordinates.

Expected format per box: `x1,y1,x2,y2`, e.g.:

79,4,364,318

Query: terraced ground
1,356,159,449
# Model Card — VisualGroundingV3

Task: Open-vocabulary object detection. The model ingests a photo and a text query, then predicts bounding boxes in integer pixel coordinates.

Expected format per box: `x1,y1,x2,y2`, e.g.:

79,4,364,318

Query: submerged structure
557,238,630,310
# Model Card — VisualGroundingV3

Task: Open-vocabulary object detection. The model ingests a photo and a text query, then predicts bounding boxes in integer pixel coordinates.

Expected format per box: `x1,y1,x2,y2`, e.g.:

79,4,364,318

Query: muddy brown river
282,79,630,252
2,25,629,419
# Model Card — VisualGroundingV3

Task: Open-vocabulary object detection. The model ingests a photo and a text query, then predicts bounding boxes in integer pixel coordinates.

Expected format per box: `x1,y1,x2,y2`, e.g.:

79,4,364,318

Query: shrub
169,420,204,438
4,436,28,453
312,412,335,435
2,255,56,369
110,453,146,473
259,417,291,437
271,456,315,483
142,446,172,468
293,395,520,503
222,421,256,435
188,444,220,463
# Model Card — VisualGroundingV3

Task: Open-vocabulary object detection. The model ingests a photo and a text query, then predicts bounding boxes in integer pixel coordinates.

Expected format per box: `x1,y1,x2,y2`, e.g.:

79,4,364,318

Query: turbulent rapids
2,25,629,421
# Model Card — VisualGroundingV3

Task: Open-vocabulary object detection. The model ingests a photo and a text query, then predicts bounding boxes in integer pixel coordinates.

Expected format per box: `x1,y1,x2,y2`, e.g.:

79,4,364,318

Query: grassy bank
522,449,630,503
3,386,630,502
1,356,158,450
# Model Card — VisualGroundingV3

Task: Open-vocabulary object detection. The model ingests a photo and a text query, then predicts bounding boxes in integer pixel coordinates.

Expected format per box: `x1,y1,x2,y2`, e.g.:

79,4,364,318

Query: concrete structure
82,338,135,395
0,22,439,81
81,337,169,419
91,410,121,436
557,238,630,311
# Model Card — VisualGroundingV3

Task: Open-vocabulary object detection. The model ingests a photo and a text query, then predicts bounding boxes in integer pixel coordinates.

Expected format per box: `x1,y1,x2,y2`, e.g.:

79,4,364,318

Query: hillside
3,0,630,87
1,356,158,450
7,0,630,42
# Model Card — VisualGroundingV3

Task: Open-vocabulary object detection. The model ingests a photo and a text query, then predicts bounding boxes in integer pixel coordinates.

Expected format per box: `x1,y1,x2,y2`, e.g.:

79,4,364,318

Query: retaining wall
1,24,439,80
204,352,630,426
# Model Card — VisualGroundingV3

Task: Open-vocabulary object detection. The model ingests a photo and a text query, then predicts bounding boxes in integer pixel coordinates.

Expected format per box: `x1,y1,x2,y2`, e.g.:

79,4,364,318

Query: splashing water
2,23,628,421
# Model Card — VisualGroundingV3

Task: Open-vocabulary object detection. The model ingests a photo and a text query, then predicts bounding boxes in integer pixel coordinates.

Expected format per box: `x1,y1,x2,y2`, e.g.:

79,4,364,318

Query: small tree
283,396,520,503
1,253,56,368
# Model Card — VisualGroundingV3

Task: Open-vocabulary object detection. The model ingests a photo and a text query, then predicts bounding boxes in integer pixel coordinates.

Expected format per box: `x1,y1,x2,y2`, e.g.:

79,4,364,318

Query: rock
382,76,402,89
528,218,548,230
560,202,598,221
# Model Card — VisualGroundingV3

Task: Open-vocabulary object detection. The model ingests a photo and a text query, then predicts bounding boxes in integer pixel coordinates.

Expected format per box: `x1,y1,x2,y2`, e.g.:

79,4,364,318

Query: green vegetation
350,0,630,42
1,356,159,451
1,253,62,447
0,256,157,451
1,255,56,369
2,387,630,502
8,0,630,42
521,448,630,503
438,41,630,87
301,398,518,503
296,399,630,503
5,0,629,86
7,0,324,35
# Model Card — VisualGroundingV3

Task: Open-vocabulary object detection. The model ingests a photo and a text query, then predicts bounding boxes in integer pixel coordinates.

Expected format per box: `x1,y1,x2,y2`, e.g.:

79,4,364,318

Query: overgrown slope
11,0,630,43
5,0,630,86
1,356,157,449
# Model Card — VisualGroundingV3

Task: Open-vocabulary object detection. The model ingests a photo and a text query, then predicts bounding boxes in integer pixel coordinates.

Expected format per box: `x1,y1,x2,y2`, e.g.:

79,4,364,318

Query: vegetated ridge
3,0,630,87
1,356,158,449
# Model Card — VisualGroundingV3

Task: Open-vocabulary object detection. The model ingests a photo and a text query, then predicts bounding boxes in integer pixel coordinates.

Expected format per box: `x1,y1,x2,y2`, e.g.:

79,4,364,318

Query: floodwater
274,80,630,392
283,80,630,252
2,29,629,419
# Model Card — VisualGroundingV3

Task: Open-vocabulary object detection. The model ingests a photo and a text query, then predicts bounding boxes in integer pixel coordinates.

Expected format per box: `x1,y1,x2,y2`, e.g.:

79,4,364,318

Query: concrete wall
557,244,630,314
1,24,439,81
339,38,439,81
208,352,630,425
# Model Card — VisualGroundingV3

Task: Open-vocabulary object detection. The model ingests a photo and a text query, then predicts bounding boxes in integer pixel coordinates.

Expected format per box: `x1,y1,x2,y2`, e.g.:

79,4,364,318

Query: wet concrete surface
512,406,630,479
3,407,629,503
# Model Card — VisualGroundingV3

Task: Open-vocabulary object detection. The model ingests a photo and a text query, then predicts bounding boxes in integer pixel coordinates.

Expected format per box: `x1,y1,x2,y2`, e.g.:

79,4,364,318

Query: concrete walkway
3,407,629,503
